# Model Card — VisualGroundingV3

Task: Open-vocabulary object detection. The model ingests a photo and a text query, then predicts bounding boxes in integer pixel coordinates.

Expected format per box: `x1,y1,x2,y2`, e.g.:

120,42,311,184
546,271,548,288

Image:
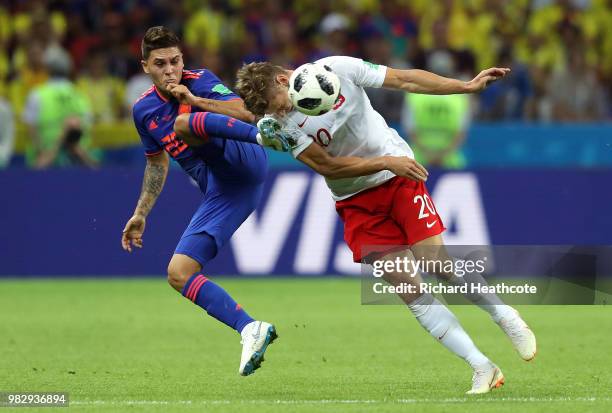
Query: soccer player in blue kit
121,26,286,376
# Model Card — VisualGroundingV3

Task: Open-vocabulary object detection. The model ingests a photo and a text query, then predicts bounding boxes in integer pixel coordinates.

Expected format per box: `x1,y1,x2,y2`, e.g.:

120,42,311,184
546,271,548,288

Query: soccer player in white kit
235,56,536,394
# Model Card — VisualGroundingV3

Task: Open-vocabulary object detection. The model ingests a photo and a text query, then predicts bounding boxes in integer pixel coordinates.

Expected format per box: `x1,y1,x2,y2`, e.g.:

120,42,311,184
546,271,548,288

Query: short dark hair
141,26,181,60
235,62,286,116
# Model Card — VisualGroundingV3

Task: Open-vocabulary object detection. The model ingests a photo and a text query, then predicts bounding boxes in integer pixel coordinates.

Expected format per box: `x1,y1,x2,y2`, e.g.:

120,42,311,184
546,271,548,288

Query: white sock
448,270,514,323
408,293,489,369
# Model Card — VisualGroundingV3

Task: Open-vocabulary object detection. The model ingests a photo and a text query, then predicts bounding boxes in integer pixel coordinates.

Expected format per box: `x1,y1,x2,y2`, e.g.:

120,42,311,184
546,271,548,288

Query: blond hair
235,62,286,116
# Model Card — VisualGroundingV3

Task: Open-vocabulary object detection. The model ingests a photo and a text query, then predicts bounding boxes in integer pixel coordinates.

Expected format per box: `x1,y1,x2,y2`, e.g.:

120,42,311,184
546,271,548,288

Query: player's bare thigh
377,248,425,304
410,234,455,281
167,253,202,291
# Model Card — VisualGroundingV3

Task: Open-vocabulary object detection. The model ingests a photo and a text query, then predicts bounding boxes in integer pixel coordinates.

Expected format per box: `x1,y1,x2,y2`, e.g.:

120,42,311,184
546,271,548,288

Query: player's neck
155,86,173,102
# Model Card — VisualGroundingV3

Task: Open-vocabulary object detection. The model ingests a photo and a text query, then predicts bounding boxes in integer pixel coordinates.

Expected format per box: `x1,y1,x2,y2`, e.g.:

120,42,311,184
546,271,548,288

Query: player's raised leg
174,112,260,146
410,235,537,361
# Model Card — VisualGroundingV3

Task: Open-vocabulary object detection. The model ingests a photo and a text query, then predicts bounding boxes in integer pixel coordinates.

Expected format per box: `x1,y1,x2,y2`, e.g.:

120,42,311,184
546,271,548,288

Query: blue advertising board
1,168,610,276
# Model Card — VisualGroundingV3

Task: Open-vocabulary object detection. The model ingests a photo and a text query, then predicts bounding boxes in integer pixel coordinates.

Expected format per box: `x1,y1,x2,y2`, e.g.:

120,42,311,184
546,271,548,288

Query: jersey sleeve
280,115,314,158
291,133,314,158
189,70,241,101
132,109,162,156
317,56,387,88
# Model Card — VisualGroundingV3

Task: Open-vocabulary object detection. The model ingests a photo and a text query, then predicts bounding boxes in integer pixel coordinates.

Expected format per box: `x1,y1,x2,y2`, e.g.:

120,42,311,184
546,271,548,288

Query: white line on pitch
71,397,612,406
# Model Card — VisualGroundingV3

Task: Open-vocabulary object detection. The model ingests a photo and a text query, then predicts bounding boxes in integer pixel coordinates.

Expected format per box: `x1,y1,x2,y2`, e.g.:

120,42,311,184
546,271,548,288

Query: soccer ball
288,63,341,116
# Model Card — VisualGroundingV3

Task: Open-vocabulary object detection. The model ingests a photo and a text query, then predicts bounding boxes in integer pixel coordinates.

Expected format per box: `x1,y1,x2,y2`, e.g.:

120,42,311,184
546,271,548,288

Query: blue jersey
132,69,268,265
132,69,242,182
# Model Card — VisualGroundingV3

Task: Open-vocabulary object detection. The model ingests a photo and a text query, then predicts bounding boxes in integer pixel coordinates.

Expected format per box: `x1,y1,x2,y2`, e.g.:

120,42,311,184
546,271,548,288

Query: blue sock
189,112,259,144
182,273,254,333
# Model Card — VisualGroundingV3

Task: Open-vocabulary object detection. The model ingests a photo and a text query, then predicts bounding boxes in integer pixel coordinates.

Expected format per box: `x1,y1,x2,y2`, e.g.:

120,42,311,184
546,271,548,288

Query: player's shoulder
182,68,219,85
314,56,364,82
132,86,158,122
315,55,360,69
183,68,238,99
316,55,385,89
181,68,219,91
314,56,340,71
182,68,206,80
284,111,303,125
316,55,383,72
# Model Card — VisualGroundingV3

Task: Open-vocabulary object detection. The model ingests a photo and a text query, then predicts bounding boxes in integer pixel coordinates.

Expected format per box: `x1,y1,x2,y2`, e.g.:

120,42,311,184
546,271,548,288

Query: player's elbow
299,146,342,178
384,69,412,92
173,113,191,138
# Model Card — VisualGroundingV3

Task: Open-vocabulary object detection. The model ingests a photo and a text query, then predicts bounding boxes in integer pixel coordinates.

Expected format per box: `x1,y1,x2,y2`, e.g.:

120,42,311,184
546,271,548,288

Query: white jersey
285,56,414,201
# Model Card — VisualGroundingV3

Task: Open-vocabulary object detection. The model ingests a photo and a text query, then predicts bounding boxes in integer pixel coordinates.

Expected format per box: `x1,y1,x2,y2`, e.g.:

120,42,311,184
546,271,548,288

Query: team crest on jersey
333,94,345,110
212,84,233,95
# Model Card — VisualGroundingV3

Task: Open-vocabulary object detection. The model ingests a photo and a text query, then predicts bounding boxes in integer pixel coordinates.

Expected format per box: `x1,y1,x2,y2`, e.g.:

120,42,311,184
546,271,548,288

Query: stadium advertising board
0,169,609,276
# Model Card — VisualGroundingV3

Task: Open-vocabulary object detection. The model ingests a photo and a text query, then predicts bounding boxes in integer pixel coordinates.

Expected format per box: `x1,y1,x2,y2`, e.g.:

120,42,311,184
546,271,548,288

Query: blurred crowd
0,0,610,168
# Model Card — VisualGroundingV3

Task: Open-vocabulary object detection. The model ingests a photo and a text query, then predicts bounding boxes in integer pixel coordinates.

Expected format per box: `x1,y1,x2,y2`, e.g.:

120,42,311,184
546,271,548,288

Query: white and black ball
288,63,341,116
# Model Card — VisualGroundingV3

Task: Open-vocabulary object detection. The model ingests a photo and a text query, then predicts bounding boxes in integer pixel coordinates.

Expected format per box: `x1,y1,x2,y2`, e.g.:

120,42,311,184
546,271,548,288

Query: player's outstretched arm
297,143,428,182
383,67,511,95
121,151,169,252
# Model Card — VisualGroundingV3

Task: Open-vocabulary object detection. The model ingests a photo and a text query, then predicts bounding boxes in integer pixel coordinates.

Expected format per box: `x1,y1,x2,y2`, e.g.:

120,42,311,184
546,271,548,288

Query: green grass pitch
1,278,611,412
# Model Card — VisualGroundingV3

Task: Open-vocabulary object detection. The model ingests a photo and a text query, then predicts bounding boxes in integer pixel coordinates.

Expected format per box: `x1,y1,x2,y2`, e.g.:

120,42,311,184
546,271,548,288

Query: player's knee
173,114,191,139
167,263,190,292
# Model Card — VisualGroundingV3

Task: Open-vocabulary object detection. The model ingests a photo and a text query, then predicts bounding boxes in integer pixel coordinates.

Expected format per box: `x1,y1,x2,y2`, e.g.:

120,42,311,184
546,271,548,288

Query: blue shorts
174,137,268,266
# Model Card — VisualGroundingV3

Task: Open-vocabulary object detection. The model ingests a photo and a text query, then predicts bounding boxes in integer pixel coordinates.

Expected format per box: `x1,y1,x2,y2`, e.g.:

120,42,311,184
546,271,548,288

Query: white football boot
238,321,278,376
496,308,537,361
466,362,505,395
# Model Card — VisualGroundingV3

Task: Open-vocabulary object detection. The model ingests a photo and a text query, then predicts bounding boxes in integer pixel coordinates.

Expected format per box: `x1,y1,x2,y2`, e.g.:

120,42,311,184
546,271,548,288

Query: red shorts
336,176,446,263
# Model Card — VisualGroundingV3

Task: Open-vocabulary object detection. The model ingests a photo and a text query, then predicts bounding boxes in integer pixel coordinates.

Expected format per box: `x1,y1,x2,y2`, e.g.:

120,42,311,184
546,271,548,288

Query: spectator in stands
548,43,608,122
478,45,533,120
1,0,611,163
98,12,139,78
412,17,476,79
124,72,152,115
8,41,49,118
268,17,303,68
76,49,125,122
318,13,354,57
0,97,14,168
23,49,98,169
401,51,471,169
0,5,9,98
364,32,408,129
365,0,418,62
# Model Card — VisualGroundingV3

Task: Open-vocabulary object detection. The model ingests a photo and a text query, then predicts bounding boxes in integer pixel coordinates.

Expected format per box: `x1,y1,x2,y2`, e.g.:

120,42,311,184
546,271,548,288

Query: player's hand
167,84,196,105
466,67,511,92
121,214,146,252
385,156,429,182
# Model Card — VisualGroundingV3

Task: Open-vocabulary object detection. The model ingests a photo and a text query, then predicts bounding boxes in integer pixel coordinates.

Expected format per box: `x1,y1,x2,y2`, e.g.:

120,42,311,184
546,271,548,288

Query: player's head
235,62,293,117
141,26,184,95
